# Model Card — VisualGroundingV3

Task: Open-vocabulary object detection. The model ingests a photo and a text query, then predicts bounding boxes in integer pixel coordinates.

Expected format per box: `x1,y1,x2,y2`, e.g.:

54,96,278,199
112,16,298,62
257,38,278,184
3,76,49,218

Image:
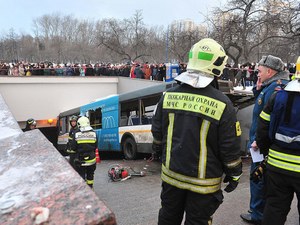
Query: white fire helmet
285,56,300,92
175,38,228,88
77,116,93,132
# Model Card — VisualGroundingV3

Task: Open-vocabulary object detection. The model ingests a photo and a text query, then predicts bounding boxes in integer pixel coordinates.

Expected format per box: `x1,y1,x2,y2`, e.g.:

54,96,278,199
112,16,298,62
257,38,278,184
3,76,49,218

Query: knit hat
258,55,284,72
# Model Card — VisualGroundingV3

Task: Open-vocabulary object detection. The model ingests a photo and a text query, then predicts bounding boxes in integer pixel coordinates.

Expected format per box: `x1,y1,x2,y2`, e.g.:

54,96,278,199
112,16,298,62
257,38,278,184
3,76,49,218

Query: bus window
121,99,138,125
145,105,156,117
89,108,102,129
128,115,140,125
120,94,162,126
120,116,128,126
140,95,161,124
141,115,150,124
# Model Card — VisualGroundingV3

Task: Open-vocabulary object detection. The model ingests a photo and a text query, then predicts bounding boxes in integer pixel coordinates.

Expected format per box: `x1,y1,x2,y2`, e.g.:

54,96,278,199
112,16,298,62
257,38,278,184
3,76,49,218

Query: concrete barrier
0,95,116,225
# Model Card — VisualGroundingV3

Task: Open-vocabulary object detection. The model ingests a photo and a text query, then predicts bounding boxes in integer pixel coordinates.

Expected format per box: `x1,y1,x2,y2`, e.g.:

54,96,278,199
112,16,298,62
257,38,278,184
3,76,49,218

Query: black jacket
65,126,78,154
71,129,97,166
134,66,144,79
151,83,242,194
257,91,300,177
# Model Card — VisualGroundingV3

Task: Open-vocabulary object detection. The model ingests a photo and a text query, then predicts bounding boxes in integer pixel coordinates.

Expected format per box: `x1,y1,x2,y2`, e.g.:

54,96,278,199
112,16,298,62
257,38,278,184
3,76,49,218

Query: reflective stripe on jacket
257,90,300,177
72,129,97,165
152,84,242,194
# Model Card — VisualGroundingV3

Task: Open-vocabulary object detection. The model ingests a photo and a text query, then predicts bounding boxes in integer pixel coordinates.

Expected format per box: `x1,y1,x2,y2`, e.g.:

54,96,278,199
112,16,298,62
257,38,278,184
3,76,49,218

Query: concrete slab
0,95,116,225
0,95,22,140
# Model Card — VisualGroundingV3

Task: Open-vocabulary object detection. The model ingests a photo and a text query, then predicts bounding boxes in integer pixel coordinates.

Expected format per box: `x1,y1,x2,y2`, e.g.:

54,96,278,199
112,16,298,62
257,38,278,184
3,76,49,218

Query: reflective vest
259,90,300,175
74,130,97,166
269,90,300,150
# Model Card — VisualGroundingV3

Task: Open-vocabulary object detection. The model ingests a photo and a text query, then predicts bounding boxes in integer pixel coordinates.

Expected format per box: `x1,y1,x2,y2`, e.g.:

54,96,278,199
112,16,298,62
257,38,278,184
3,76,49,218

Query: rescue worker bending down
71,116,97,188
151,38,243,225
65,115,78,168
256,56,300,225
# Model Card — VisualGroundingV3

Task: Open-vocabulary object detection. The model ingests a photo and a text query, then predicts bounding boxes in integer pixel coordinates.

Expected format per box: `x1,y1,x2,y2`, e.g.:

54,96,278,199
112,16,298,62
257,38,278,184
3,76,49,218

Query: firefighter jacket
71,129,97,166
65,126,78,154
257,90,300,178
151,83,242,194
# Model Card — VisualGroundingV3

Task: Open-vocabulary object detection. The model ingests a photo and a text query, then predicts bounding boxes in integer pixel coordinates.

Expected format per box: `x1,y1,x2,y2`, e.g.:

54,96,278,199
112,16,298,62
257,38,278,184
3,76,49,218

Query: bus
57,80,254,158
57,82,177,159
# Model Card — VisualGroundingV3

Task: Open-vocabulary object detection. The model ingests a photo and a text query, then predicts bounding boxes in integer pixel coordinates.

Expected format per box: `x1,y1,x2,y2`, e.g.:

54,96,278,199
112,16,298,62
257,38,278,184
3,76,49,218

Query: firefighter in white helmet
256,56,300,225
151,38,242,225
71,116,97,188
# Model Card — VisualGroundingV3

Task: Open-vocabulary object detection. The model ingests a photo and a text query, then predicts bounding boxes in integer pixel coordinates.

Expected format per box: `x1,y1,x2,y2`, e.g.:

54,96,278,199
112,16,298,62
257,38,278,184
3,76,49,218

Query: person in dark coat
134,64,145,79
240,55,290,225
85,64,94,76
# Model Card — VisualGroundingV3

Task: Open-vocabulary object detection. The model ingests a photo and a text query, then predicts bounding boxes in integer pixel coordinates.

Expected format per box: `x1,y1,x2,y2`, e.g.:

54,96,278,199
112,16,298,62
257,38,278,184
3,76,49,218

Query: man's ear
267,68,276,78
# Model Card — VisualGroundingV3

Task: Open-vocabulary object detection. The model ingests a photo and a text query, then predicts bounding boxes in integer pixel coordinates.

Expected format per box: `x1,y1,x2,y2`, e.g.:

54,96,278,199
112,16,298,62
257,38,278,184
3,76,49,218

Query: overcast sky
0,0,225,35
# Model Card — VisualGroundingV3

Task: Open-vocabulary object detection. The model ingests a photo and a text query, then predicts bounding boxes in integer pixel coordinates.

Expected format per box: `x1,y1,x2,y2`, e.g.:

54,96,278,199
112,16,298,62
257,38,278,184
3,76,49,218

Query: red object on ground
121,170,129,178
95,148,100,163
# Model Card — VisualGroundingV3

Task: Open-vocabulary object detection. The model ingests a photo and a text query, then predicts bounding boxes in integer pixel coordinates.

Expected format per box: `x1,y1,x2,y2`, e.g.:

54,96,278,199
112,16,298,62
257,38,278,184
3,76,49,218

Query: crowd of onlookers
0,61,188,81
0,60,296,86
220,62,297,89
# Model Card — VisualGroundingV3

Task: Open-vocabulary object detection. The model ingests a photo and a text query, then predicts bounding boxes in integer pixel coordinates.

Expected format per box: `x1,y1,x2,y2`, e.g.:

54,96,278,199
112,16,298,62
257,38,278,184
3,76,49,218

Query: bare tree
95,10,153,62
18,34,36,62
168,21,207,63
1,3,299,65
208,0,300,65
144,25,166,63
2,29,19,62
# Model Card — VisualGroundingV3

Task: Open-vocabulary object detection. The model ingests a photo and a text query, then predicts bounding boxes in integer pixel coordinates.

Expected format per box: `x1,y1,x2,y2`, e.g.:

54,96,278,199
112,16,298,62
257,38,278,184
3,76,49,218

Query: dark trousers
262,170,300,225
158,182,223,225
75,164,96,188
69,154,76,169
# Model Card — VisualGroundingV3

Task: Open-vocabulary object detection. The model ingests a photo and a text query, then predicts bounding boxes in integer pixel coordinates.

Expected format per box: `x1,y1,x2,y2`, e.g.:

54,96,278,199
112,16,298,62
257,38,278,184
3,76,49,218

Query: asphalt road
93,155,298,225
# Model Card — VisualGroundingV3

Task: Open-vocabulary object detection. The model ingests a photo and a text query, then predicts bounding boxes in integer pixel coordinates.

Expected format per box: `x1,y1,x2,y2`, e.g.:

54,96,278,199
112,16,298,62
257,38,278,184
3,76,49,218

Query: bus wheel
123,137,137,160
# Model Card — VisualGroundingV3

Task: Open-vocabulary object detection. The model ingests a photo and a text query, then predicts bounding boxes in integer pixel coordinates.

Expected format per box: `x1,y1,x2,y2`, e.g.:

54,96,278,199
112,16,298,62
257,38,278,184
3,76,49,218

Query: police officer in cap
256,56,300,225
240,54,290,224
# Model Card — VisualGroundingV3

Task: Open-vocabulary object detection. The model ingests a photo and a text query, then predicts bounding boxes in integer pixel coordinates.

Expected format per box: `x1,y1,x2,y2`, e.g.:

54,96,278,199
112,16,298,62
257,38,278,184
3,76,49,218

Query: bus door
57,116,68,152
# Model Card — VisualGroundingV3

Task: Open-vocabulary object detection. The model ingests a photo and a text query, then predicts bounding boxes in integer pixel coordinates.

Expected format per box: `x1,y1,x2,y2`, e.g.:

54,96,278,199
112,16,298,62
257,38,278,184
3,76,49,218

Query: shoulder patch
258,98,262,105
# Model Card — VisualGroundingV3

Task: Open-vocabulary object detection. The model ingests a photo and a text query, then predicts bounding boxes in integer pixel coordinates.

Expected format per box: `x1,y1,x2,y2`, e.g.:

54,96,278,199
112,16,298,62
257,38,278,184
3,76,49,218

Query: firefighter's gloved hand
223,175,241,193
66,149,76,154
250,160,266,183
